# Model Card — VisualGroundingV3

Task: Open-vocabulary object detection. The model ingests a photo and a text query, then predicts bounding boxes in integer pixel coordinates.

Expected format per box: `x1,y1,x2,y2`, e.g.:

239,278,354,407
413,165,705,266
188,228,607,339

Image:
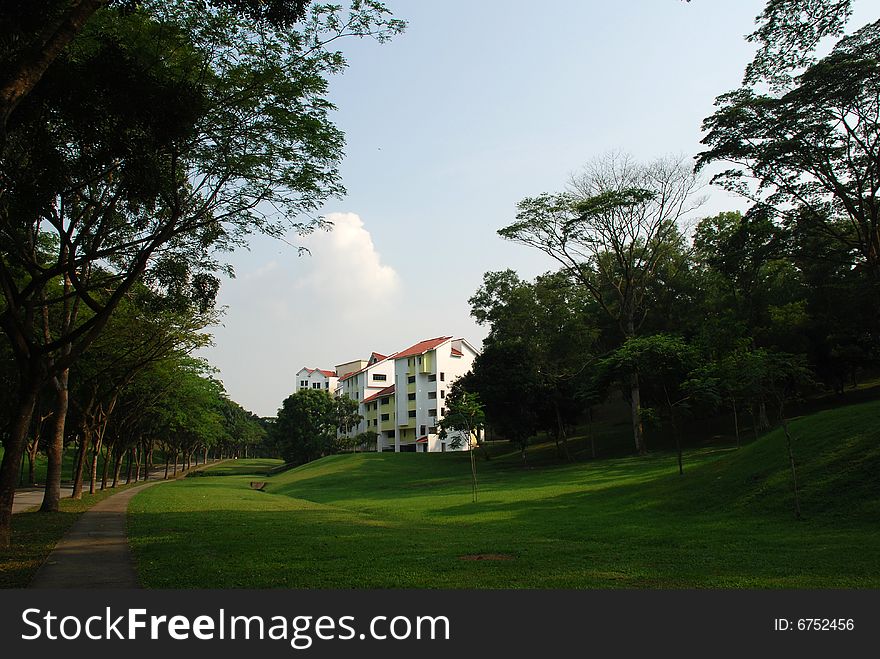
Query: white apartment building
390,336,479,453
337,352,396,436
295,367,338,393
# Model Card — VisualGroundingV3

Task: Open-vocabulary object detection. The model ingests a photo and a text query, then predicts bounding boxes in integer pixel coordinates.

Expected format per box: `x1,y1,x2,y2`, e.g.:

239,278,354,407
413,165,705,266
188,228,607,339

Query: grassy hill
128,400,880,588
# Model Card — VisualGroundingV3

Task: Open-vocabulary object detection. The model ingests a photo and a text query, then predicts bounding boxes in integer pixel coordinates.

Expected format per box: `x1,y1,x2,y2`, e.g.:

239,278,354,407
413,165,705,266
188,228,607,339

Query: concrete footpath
29,481,161,588
28,460,225,589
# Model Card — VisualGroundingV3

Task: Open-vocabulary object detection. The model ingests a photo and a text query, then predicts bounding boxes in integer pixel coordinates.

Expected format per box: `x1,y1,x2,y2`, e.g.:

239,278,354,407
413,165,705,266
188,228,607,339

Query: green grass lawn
129,403,880,588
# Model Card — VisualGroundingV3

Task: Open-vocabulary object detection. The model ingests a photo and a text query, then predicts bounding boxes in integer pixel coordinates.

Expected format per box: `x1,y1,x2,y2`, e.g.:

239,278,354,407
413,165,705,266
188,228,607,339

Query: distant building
295,367,338,393
337,352,396,436
390,336,479,453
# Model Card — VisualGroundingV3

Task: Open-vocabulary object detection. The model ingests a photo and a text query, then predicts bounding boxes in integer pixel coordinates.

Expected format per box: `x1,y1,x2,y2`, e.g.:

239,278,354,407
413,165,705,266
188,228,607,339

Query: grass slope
129,402,880,588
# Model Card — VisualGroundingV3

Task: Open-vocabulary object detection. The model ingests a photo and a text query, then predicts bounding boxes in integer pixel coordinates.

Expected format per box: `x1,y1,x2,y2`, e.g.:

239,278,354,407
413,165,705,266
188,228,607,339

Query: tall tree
0,0,312,136
498,153,702,454
698,15,880,313
0,0,403,547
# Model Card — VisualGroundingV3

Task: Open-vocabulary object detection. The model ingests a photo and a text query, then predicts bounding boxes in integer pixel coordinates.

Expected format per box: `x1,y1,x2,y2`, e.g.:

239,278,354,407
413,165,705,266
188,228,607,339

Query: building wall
296,368,338,394
393,340,477,453
339,358,396,437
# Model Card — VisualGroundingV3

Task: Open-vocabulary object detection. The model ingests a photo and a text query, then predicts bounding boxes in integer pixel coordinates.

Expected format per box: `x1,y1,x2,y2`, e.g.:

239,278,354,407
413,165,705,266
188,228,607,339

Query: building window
325,382,329,389
429,408,437,416
440,372,445,381
300,380,308,388
417,356,422,364
420,425,426,435
381,414,389,421
408,410,416,418
407,393,416,401
428,374,436,382
312,383,321,389
429,426,437,434
428,391,437,399
440,390,445,398
373,373,387,381
374,419,378,427
407,375,416,384
381,397,389,405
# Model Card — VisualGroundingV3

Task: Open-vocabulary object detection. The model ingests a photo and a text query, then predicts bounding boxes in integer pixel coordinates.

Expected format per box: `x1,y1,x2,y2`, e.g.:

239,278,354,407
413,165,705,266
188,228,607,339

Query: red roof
450,348,463,356
302,367,336,378
394,336,452,360
363,384,395,404
416,436,429,443
371,352,388,362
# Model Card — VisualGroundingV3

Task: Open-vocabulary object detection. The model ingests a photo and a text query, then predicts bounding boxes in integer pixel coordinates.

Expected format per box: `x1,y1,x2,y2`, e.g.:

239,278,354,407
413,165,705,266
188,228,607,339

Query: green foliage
271,390,361,465
438,389,485,450
744,0,854,89
699,16,880,290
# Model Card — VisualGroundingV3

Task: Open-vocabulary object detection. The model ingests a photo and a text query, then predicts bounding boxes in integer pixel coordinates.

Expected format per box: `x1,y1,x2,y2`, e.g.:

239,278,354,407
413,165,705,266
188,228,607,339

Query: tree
743,0,854,90
595,334,711,473
438,388,485,503
469,269,601,460
745,350,816,519
698,17,880,307
0,0,403,546
465,342,541,466
272,389,361,466
0,0,312,136
498,153,702,455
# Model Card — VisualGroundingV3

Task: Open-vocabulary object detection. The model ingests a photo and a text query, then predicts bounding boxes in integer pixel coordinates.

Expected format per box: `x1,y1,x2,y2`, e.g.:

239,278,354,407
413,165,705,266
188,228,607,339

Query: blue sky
202,0,870,416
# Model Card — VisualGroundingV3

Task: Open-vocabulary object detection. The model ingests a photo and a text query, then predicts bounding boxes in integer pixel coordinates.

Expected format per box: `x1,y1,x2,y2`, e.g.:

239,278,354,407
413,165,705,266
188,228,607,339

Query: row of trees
453,1,877,519
0,0,405,546
0,281,267,492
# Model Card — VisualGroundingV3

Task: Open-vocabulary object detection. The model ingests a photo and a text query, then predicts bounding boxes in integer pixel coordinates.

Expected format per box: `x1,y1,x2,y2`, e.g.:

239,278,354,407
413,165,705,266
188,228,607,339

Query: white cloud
295,212,401,318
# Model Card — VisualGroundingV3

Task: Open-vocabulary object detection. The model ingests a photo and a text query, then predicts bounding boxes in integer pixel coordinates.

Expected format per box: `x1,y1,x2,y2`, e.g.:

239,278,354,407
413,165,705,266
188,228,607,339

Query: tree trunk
630,370,646,455
0,0,108,135
100,444,110,490
0,380,40,548
731,397,740,448
26,444,37,486
587,406,597,459
71,429,89,500
125,448,134,484
112,448,124,488
758,400,770,431
554,402,572,461
172,449,179,477
88,433,103,495
41,370,69,512
469,443,478,503
164,455,170,480
779,402,802,520
663,387,683,476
